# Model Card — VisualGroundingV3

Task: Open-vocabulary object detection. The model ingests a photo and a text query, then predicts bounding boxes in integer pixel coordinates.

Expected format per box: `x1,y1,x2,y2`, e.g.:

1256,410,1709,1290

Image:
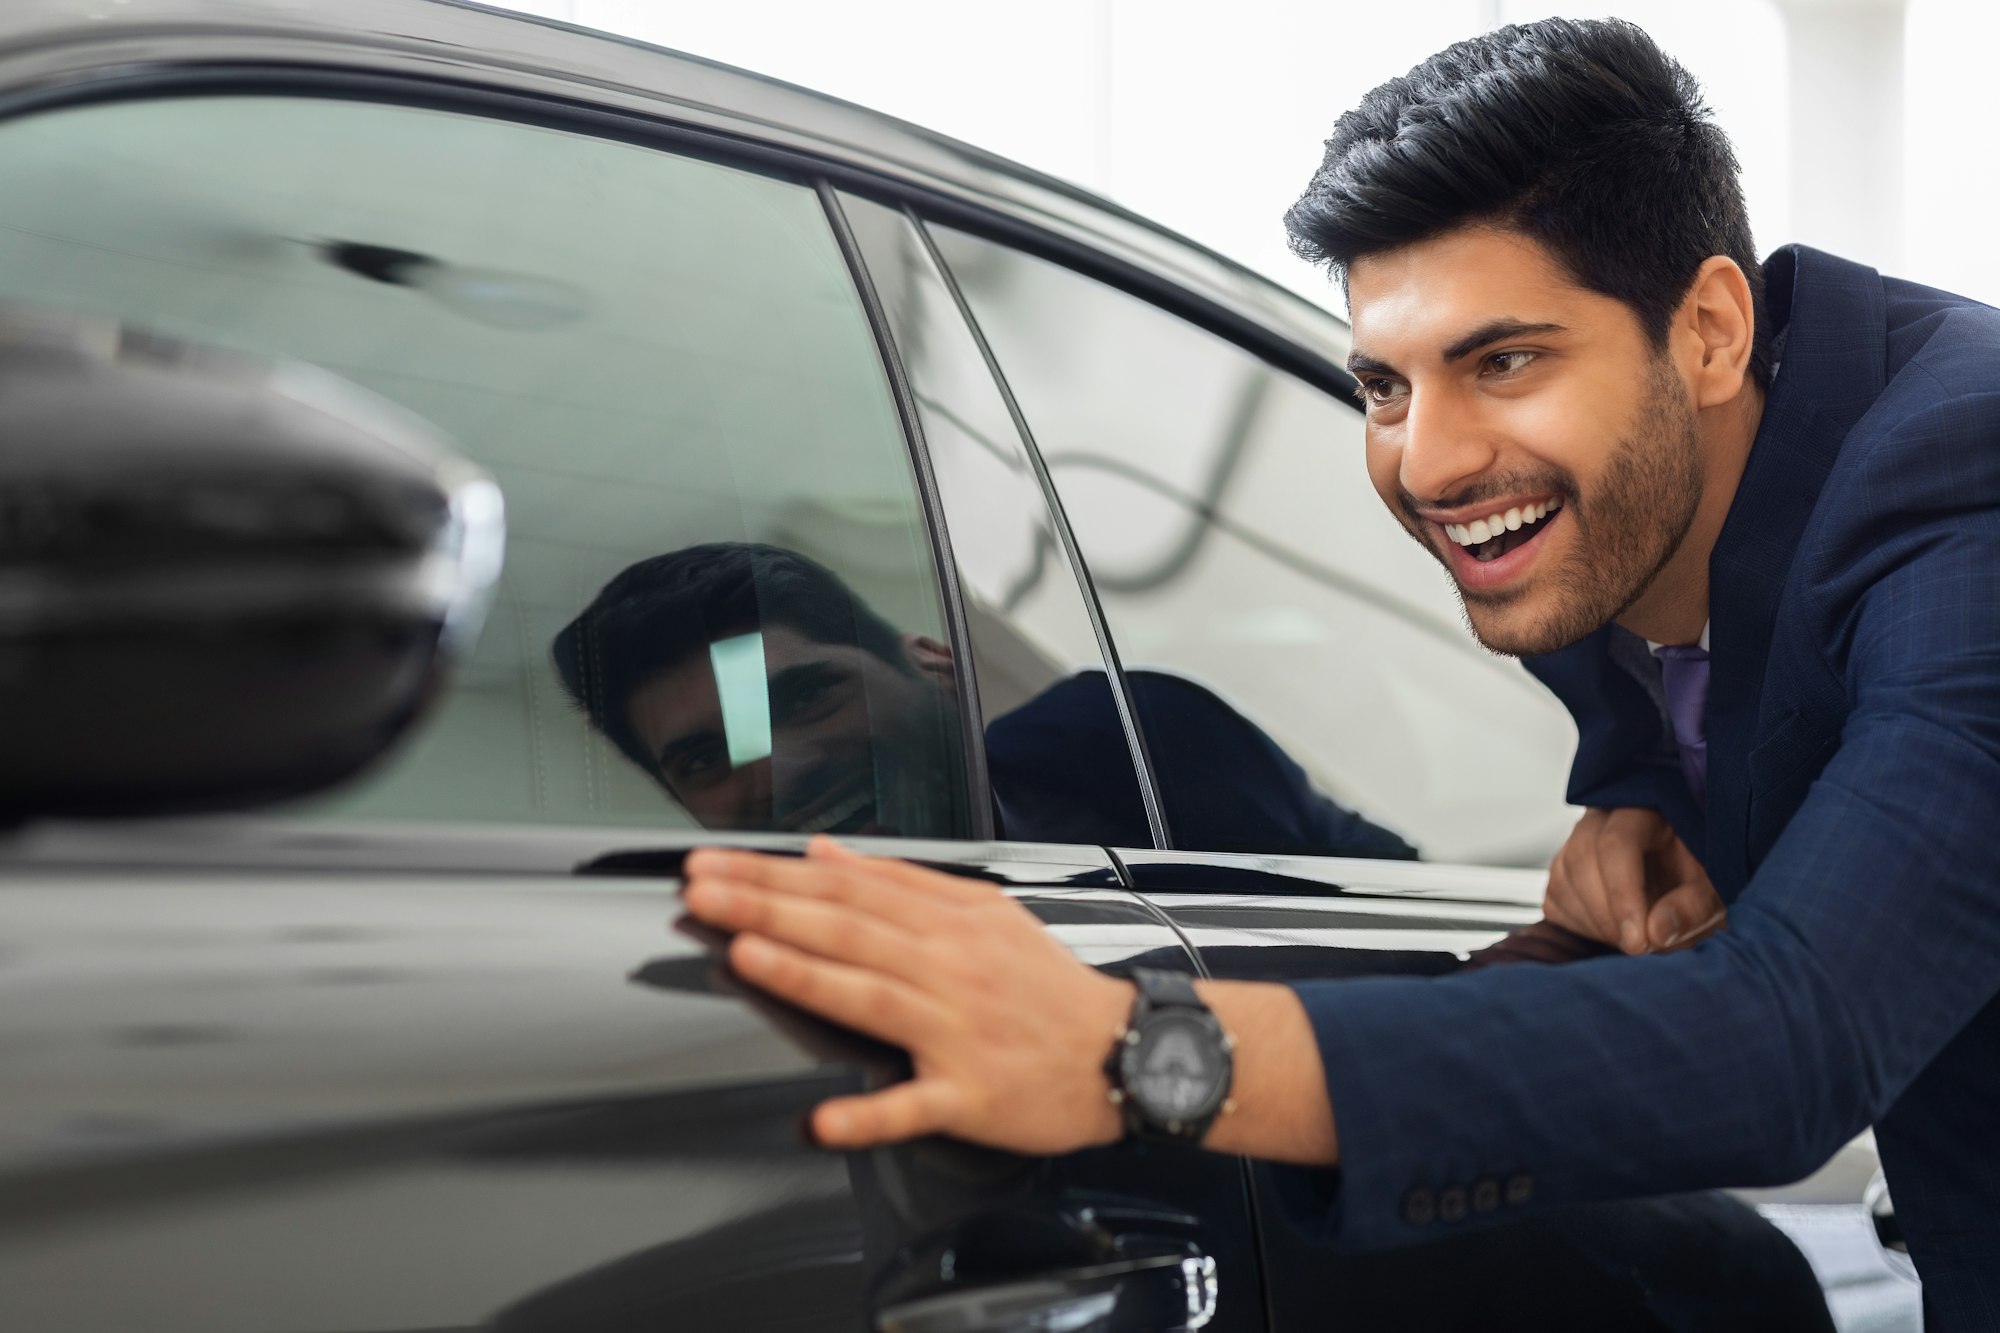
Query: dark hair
552,543,911,775
1285,18,1771,388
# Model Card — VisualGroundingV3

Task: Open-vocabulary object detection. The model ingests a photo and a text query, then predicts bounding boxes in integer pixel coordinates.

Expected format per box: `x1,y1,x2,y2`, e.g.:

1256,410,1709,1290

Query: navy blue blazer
1289,246,2000,1325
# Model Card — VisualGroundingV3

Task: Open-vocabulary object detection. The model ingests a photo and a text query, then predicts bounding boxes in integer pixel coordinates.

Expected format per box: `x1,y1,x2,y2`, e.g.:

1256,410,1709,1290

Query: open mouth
1442,498,1562,564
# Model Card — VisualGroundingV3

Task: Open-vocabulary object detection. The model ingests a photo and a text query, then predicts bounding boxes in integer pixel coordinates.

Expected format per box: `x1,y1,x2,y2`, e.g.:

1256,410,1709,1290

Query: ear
1679,255,1757,410
901,632,956,689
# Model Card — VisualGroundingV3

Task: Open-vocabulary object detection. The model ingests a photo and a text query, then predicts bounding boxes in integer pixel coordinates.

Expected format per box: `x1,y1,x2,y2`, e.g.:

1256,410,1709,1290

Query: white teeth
1445,499,1561,547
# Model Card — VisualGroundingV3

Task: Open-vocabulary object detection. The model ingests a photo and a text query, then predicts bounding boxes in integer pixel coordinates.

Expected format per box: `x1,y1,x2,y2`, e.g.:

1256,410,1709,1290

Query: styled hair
1285,18,1771,387
552,542,910,775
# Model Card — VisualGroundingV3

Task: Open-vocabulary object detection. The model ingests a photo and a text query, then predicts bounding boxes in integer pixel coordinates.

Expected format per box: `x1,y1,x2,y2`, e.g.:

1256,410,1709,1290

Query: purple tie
1655,644,1710,804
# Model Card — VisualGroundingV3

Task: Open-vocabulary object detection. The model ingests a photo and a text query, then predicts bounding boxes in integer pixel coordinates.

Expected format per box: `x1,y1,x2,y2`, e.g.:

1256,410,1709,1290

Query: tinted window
835,193,1157,847
0,96,971,839
929,226,1577,865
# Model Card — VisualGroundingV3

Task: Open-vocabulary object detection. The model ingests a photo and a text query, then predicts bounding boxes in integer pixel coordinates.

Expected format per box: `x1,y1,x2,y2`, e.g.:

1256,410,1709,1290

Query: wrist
1197,981,1338,1165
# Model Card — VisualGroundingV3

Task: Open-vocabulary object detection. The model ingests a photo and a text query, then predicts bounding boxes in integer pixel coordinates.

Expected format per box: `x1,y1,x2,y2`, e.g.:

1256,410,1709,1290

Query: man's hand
681,838,1339,1166
681,838,1132,1155
1545,807,1725,954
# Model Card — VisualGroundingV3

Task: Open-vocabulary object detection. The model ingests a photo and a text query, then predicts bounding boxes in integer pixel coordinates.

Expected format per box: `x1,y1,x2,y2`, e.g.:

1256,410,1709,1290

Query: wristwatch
1104,968,1236,1143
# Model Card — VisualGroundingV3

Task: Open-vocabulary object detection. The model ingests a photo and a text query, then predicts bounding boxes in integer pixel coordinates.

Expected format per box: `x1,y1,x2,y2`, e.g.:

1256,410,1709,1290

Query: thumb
1647,880,1726,952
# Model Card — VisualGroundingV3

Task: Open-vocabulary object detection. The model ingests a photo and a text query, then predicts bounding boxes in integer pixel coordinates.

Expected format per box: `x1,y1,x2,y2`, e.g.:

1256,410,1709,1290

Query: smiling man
681,18,2000,1319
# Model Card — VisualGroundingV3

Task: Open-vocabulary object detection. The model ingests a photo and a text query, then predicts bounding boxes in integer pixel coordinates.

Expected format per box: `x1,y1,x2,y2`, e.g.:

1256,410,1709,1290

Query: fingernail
733,935,773,969
817,1108,846,1141
1620,923,1644,954
1654,906,1680,951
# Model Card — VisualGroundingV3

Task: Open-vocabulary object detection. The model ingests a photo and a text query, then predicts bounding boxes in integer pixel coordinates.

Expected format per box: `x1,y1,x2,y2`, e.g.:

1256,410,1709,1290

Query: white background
483,0,1994,314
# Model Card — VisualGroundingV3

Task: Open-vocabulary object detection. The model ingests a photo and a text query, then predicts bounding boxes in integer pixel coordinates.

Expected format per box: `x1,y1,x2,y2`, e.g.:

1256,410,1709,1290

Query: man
558,541,1413,855
679,18,2000,1319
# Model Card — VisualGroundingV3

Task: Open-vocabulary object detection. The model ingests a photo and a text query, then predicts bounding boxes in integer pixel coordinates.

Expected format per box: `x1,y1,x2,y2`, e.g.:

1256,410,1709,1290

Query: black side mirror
0,308,503,819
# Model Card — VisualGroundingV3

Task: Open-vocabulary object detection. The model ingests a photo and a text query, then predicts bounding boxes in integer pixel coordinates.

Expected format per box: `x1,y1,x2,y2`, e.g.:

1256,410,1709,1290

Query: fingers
1545,809,1623,948
1542,808,1674,955
804,836,997,905
1646,880,1727,952
727,933,945,1049
684,878,927,985
809,1079,961,1149
684,847,965,932
1593,808,1660,955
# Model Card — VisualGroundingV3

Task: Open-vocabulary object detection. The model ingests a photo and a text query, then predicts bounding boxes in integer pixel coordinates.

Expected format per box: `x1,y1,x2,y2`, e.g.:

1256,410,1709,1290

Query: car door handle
874,1252,1217,1332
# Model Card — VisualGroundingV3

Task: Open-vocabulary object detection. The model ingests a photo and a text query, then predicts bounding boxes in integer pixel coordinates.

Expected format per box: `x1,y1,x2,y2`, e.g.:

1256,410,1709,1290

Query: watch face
1121,1011,1228,1125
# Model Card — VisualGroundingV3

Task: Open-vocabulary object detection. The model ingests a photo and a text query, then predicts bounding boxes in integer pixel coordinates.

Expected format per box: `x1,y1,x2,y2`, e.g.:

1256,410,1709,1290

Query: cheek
1503,385,1629,487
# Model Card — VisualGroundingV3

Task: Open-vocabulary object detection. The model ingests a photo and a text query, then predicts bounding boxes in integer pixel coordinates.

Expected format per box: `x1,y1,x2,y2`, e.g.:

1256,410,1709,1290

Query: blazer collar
1702,244,1885,891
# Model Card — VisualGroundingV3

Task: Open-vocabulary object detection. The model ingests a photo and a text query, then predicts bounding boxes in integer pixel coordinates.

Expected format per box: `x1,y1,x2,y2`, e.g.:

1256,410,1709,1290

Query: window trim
819,185,996,842
904,207,1171,851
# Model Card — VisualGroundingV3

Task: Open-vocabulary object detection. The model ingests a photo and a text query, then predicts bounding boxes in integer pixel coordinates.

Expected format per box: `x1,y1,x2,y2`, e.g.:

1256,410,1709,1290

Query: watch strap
1130,966,1202,1011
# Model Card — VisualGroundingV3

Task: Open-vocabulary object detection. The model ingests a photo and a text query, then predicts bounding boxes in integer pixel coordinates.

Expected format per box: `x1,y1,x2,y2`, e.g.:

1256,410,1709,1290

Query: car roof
0,0,1354,384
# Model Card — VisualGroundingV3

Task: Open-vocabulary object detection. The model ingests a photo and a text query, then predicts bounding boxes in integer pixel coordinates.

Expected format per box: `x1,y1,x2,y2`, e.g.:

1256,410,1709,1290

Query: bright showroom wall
490,0,1996,313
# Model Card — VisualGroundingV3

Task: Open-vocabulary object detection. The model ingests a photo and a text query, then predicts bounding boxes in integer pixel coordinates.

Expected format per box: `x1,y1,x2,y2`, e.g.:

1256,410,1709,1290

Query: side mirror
0,309,503,819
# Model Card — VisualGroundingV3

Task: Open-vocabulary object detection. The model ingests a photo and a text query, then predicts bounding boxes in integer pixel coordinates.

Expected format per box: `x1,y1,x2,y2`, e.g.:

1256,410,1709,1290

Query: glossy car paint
0,826,1264,1330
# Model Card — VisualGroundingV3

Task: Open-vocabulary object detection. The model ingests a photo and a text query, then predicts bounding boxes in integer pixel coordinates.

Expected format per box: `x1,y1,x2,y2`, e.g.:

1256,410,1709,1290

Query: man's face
624,624,957,836
1346,226,1704,656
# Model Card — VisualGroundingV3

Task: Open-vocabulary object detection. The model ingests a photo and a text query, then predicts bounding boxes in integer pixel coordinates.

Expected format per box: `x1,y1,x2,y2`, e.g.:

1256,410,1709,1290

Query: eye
1484,350,1536,376
671,742,728,788
1352,376,1405,407
771,665,849,725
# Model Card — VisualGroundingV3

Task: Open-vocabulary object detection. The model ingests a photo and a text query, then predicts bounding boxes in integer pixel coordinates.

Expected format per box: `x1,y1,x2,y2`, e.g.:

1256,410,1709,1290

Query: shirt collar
1647,621,1711,656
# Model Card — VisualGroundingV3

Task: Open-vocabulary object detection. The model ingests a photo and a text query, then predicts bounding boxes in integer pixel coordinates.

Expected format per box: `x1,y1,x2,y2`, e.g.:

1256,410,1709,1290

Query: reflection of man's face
625,624,956,836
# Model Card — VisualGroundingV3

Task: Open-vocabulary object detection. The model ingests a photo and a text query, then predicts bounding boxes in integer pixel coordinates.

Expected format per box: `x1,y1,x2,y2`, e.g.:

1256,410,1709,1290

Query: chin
1461,596,1592,659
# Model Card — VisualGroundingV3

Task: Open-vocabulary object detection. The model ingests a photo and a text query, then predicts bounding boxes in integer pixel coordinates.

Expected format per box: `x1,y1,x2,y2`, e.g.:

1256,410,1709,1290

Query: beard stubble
1411,358,1707,658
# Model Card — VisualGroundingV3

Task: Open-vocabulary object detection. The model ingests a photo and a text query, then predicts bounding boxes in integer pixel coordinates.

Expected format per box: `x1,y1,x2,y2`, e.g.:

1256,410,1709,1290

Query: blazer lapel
1703,246,1887,895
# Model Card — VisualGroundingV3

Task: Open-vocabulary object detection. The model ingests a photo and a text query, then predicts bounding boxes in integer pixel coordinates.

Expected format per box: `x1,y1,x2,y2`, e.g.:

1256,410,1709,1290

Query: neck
1615,383,1764,646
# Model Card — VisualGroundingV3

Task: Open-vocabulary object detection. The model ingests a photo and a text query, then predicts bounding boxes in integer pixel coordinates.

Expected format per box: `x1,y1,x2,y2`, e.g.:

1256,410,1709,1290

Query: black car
0,1,1917,1327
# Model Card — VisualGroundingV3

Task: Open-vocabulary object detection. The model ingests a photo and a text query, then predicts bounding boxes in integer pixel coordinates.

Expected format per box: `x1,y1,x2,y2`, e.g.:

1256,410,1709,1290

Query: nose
1396,386,1498,505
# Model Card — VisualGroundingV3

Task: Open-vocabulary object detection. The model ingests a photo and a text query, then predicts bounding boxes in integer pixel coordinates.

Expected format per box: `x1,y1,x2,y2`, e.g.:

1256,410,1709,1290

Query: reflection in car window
0,95,970,837
928,226,1581,866
834,193,1158,846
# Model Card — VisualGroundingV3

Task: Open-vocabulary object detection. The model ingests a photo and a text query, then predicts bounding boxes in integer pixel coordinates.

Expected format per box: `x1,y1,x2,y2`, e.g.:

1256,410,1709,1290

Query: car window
834,193,1158,847
0,95,973,840
927,225,1578,866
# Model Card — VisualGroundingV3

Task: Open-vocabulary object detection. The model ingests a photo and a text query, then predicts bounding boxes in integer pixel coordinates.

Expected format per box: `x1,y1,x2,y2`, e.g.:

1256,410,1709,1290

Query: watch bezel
1115,1005,1235,1138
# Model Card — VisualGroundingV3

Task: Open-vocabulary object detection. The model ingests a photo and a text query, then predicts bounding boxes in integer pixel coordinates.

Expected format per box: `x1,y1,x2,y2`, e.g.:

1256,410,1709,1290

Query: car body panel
0,828,1268,1330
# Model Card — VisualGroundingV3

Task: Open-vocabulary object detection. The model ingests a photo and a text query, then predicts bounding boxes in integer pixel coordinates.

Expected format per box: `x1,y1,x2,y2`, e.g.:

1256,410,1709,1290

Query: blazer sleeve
1280,387,2000,1251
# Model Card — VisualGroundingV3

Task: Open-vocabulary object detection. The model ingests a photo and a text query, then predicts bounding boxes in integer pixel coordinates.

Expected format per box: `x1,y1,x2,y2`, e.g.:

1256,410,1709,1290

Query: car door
908,217,1922,1327
0,50,1265,1333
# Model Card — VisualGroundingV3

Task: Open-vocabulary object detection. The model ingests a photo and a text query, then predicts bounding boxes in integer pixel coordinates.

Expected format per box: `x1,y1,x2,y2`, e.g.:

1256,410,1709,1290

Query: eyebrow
1347,319,1568,377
